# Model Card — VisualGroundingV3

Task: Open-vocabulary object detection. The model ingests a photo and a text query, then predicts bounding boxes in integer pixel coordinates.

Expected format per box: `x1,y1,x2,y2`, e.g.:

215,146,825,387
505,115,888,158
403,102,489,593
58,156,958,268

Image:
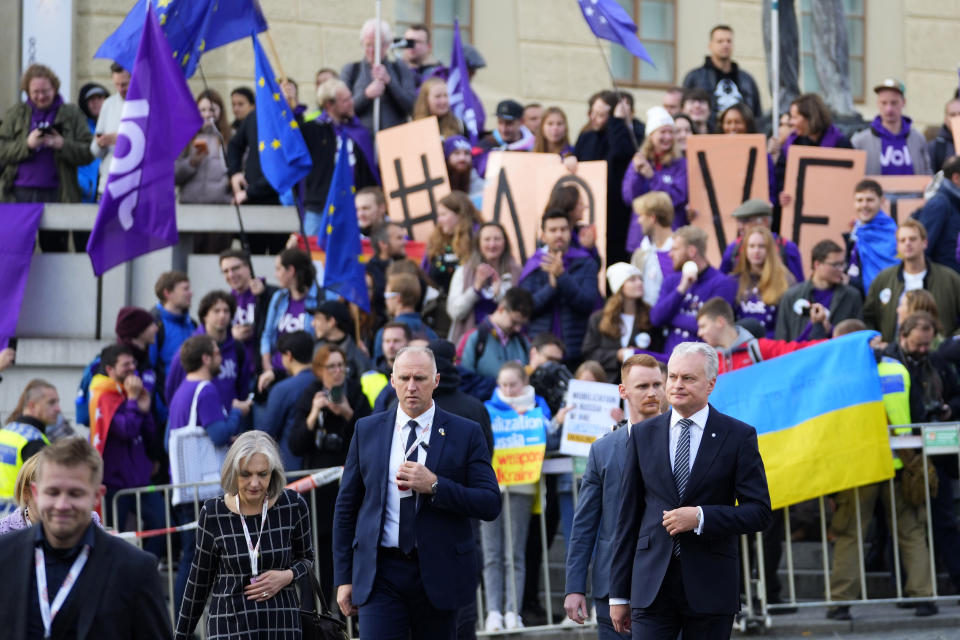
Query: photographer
289,344,369,600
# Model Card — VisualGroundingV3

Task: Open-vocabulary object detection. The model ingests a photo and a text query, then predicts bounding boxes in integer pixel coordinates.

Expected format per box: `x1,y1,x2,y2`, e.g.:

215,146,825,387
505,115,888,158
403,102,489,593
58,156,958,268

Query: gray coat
775,280,863,341
851,122,932,175
341,58,417,134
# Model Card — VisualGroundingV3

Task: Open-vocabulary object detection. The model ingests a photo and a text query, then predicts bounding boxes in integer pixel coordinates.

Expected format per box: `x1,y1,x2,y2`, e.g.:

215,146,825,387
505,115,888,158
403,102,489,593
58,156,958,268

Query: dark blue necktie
673,418,693,557
398,420,419,555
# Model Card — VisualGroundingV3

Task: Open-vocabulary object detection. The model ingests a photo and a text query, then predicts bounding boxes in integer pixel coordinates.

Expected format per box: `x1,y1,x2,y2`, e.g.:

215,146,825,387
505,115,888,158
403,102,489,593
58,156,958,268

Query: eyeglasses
823,260,847,270
324,362,345,371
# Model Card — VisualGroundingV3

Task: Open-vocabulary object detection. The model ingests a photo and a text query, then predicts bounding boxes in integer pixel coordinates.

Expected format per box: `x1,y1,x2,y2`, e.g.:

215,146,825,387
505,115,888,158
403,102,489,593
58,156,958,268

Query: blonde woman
412,77,465,138
731,225,793,338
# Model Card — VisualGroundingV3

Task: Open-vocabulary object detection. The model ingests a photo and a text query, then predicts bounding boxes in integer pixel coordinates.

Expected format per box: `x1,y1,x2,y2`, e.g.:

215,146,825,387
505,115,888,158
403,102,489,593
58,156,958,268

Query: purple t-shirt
167,380,228,431
811,287,834,310
232,287,258,367
271,298,308,370
15,97,62,189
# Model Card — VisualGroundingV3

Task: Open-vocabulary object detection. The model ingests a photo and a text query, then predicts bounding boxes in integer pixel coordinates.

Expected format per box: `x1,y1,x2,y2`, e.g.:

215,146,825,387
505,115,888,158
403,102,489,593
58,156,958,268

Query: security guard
0,380,60,514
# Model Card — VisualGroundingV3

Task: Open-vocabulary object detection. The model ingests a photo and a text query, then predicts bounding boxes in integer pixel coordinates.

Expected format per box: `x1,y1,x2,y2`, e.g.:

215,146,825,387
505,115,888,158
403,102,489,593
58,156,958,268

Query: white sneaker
504,611,524,629
485,611,504,632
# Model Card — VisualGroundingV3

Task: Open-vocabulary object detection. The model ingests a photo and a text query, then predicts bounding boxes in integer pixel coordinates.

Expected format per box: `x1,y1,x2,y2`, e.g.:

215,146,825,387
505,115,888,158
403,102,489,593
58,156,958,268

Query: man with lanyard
564,354,666,638
0,438,169,639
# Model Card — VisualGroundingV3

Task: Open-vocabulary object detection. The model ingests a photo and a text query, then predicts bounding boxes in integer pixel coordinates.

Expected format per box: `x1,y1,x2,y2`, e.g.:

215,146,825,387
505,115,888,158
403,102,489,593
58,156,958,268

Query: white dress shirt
381,403,435,548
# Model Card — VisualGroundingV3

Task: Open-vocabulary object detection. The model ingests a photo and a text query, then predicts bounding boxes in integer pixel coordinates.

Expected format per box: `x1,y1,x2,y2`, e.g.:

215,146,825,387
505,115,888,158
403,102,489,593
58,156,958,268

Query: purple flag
0,204,44,349
447,20,484,144
86,6,202,276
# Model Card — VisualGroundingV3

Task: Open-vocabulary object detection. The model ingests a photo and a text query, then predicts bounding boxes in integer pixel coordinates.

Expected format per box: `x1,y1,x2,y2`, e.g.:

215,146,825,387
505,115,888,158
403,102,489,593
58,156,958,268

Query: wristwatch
430,480,439,496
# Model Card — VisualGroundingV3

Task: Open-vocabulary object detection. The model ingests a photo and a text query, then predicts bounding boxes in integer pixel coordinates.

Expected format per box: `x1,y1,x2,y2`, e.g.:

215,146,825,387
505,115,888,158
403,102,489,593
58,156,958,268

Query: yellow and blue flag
95,0,267,78
710,331,894,510
318,140,370,312
252,35,312,196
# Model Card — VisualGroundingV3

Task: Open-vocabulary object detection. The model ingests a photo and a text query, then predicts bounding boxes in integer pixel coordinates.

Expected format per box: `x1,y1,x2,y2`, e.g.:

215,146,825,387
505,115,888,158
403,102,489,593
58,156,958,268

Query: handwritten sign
376,117,451,243
559,379,622,457
490,410,548,486
686,134,769,265
870,175,932,222
780,147,867,264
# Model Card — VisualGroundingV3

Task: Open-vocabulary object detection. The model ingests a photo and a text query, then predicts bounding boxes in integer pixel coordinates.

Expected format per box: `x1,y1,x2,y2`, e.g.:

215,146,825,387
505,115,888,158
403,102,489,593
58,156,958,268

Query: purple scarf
518,245,593,283
782,124,847,159
317,112,381,183
871,116,915,176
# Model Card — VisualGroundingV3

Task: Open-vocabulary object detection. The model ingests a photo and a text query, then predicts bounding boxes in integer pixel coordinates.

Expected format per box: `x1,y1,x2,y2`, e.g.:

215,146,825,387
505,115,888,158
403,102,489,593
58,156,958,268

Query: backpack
75,355,102,427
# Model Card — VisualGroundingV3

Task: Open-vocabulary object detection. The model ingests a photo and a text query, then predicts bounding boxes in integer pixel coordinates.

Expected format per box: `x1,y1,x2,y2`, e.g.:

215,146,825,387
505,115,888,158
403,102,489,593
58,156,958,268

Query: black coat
225,111,279,204
0,524,170,640
289,377,370,471
299,119,378,212
580,309,664,383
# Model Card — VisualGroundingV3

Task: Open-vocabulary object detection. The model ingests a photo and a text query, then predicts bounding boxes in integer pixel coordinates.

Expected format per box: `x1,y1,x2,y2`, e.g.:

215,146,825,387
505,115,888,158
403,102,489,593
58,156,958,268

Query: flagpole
262,30,288,84
592,36,638,149
771,0,780,134
373,0,382,139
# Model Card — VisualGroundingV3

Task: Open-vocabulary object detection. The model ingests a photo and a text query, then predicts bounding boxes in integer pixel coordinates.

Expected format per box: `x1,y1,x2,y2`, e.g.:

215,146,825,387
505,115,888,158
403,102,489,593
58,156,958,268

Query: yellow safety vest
878,357,912,470
360,371,389,409
0,421,50,503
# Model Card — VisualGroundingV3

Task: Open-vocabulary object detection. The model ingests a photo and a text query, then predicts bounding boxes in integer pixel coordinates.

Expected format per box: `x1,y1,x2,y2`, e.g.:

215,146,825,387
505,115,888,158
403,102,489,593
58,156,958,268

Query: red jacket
717,332,825,374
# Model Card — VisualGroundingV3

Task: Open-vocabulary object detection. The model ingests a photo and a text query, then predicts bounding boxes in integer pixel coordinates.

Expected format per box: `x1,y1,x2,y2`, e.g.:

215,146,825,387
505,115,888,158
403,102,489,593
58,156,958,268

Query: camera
328,385,344,404
390,37,416,49
317,431,344,453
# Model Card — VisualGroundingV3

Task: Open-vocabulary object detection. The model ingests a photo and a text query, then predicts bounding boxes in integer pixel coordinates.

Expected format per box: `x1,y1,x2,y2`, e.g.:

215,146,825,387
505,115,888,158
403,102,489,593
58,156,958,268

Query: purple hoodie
14,95,63,189
650,266,737,355
870,116,915,176
622,158,688,251
165,327,251,410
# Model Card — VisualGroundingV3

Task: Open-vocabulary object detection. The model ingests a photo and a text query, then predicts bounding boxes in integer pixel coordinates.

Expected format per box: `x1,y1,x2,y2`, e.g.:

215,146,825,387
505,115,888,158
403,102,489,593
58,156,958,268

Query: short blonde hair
221,431,286,500
673,225,708,257
14,454,42,509
317,78,348,107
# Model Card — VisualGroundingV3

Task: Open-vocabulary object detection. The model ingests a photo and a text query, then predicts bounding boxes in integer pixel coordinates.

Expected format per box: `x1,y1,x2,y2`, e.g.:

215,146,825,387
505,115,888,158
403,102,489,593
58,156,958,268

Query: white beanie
644,106,675,135
606,262,643,295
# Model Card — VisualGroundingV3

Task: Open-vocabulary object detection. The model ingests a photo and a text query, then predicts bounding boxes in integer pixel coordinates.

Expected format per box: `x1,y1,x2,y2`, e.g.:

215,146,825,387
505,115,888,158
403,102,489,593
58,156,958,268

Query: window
395,0,473,65
610,0,676,87
799,0,865,101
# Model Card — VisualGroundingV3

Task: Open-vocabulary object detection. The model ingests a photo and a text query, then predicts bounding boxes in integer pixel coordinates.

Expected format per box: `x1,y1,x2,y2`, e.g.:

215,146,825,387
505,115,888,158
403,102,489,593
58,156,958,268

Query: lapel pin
711,433,716,438
439,428,445,437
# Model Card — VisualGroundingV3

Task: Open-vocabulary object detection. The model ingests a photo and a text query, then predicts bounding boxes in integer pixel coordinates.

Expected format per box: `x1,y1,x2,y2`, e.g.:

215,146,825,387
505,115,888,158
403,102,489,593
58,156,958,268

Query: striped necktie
672,417,693,557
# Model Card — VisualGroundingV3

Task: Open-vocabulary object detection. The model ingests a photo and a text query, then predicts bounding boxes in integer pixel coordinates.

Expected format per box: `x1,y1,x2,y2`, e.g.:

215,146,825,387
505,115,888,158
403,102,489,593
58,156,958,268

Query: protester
844,179,899,295
719,198,804,284
0,438,170,639
175,89,232,205
482,361,552,631
332,346,500,639
447,222,522,344
413,77,465,138
460,287,533,380
229,86,255,131
226,97,280,207
402,24,443,83
777,93,853,204
444,135,485,202
341,18,418,134
259,331,317,472
776,239,863,341
0,379,59,514
89,62,129,198
523,103,544,134
259,249,319,391
280,78,307,118
564,354,666,637
220,248,278,378
290,344,369,600
367,221,409,331
928,96,960,171
519,210,601,366
630,191,675,307
174,431,314,640
533,106,574,156
682,24,762,125
166,290,251,412
426,191,482,333
852,79,932,176
730,225,794,338
662,86,684,117
681,87,713,134
582,263,664,382
718,103,778,203
546,183,598,258
310,300,371,380
355,185,387,237
651,225,737,355
914,155,960,273
479,99,536,155
151,271,197,383
372,273,438,363
573,90,636,264
168,334,250,615
623,106,689,248
863,219,960,343
673,112,693,154
75,82,108,203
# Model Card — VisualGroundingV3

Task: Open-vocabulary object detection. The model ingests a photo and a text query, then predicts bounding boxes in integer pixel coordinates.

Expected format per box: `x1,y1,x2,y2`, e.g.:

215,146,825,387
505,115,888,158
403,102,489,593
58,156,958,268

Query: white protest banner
559,379,622,457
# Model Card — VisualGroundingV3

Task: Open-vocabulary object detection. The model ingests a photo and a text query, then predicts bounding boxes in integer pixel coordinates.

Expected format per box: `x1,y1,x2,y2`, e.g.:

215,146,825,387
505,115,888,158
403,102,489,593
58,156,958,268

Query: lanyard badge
237,494,269,576
35,544,91,638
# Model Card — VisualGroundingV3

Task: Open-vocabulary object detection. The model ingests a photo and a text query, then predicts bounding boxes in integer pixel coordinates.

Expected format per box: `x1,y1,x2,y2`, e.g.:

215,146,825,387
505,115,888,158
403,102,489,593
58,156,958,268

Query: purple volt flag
0,204,44,349
447,20,484,144
86,5,202,276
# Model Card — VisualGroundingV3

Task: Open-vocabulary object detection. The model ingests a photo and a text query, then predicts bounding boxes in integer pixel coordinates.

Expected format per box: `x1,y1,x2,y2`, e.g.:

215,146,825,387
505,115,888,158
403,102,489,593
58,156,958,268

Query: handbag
169,381,229,506
299,572,349,640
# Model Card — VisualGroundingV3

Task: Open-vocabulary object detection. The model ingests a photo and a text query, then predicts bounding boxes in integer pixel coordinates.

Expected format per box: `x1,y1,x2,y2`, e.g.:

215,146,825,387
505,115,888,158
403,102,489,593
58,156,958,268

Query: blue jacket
257,368,317,471
372,312,438,362
77,116,101,203
519,256,600,361
333,407,500,610
460,322,530,380
260,285,320,357
149,305,197,388
565,424,630,599
914,178,960,274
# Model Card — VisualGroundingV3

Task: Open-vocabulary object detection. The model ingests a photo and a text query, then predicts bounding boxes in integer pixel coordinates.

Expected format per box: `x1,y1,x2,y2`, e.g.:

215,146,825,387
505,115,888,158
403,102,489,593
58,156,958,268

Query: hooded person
851,79,932,176
444,135,485,203
76,82,108,203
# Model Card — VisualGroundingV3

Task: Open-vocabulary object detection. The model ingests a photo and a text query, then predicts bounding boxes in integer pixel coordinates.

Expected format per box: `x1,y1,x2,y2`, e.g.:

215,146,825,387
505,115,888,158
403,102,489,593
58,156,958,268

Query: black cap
310,300,351,329
496,99,524,121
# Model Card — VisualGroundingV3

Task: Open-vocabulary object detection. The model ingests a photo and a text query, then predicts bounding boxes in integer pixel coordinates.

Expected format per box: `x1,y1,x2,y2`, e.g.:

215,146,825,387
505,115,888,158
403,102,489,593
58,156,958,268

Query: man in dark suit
610,342,772,639
333,345,501,639
565,354,667,639
0,438,170,640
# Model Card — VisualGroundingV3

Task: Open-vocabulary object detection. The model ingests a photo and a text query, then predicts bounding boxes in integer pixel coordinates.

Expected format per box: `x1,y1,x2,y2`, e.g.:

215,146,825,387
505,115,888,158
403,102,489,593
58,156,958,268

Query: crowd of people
3,15,960,640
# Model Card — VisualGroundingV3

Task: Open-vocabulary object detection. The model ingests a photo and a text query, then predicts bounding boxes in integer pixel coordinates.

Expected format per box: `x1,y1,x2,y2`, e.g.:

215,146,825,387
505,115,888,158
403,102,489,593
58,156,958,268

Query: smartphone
328,385,344,403
193,138,209,153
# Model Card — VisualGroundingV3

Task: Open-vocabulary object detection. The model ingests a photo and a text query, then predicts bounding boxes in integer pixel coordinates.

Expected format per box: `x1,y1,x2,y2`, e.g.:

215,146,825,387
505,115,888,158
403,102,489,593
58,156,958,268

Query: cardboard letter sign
376,117,450,242
686,134,769,265
870,175,932,222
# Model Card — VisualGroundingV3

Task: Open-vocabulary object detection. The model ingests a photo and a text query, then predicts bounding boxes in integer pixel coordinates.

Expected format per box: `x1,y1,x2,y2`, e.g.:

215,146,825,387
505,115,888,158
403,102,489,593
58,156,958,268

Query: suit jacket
610,406,772,615
0,523,171,640
332,406,501,610
565,423,631,598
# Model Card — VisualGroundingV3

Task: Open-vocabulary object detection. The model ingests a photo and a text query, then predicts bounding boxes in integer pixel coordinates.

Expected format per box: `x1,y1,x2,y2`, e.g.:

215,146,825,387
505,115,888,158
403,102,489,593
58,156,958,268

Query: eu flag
318,140,370,312
253,35,312,196
577,0,655,66
95,0,267,78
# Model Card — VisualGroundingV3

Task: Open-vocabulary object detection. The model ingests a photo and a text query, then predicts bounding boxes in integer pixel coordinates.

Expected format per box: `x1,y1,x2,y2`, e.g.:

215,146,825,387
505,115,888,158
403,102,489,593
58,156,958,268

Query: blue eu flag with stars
318,140,370,312
95,0,267,78
253,35,312,196
577,0,655,66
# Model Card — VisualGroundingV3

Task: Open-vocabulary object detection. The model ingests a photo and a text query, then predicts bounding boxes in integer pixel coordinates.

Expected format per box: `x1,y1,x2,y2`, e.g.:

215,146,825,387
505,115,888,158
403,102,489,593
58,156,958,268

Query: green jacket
863,261,960,342
0,100,93,202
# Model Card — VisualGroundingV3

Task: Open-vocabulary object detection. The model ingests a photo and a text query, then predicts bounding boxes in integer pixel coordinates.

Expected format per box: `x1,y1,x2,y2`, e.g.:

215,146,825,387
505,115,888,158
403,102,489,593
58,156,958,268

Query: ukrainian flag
710,331,894,510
